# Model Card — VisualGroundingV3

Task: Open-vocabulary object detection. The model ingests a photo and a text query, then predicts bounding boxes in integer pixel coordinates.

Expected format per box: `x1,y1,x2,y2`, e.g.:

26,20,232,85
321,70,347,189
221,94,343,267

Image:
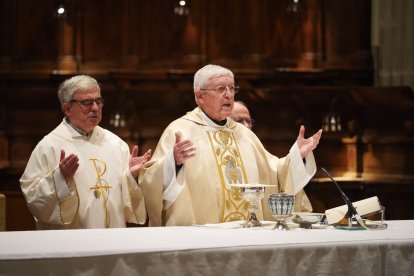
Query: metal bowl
291,213,325,229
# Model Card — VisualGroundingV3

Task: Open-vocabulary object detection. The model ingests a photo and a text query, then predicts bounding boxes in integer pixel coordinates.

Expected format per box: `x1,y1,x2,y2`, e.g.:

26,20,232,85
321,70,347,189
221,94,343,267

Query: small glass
360,205,387,230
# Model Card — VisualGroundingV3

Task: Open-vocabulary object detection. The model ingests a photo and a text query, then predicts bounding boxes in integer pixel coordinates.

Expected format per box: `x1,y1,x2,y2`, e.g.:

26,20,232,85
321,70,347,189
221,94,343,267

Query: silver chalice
241,185,266,227
268,193,295,230
230,184,269,227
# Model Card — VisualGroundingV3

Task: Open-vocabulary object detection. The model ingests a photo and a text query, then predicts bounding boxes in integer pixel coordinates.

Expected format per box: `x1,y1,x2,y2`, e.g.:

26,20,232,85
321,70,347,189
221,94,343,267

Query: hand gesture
129,146,152,178
174,131,196,166
296,125,322,158
59,149,79,183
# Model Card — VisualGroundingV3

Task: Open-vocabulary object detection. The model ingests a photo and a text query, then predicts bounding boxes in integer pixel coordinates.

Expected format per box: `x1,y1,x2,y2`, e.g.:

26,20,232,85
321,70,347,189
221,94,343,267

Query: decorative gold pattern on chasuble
207,130,249,222
89,158,112,228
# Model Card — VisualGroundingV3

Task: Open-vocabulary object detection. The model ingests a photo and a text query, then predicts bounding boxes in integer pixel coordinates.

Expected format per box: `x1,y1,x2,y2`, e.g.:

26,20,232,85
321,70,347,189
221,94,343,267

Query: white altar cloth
1,220,413,275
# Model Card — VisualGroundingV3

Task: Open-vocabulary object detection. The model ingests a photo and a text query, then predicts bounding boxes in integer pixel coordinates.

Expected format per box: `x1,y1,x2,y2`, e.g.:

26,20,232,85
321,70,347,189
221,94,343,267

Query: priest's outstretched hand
296,125,322,159
59,149,80,183
129,146,152,179
173,131,196,166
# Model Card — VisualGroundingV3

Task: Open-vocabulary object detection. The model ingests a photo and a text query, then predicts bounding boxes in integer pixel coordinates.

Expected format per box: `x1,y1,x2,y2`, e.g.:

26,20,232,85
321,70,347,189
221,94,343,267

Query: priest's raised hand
129,146,152,179
296,125,323,159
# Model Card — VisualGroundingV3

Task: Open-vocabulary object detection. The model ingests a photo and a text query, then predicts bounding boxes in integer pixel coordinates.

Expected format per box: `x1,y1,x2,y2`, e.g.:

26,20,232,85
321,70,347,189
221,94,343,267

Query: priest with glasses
20,75,151,229
139,64,322,226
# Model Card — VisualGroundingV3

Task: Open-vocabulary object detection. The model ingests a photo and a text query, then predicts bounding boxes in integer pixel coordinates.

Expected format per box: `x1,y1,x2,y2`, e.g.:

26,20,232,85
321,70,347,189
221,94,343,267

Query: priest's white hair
193,64,234,90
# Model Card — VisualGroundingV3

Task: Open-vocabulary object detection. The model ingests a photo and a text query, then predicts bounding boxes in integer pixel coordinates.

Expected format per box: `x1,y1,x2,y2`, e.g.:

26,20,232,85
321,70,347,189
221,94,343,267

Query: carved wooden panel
204,0,322,68
0,0,59,71
323,0,373,68
133,0,204,67
78,0,124,70
263,0,323,68
0,0,373,73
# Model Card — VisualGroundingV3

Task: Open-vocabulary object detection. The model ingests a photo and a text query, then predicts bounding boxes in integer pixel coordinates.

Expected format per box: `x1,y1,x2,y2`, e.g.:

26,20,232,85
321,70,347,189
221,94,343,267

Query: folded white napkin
325,196,381,225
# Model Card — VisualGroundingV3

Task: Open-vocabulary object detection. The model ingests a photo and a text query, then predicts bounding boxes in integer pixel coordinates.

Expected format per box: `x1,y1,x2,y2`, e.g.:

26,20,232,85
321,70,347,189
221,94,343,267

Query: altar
1,220,414,275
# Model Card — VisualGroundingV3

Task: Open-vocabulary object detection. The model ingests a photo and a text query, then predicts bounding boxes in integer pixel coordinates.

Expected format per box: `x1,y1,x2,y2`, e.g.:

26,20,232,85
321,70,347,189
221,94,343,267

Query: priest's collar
197,108,228,128
64,117,93,139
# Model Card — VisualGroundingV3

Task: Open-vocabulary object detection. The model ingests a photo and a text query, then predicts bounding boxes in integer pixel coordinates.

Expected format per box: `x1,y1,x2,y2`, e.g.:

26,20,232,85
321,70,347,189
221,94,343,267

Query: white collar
197,108,230,130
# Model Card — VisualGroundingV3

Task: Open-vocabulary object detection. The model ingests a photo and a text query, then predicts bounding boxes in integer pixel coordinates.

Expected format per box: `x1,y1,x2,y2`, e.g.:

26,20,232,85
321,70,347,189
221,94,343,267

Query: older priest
139,64,322,226
20,75,151,229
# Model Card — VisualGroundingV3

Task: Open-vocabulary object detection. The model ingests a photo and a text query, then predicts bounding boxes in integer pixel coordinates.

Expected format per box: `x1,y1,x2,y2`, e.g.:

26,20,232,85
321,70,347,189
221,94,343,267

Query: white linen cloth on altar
1,220,414,275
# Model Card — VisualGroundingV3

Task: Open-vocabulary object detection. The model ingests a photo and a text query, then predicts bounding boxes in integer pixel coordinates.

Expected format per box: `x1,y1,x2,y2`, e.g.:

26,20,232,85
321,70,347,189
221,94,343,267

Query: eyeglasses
70,97,105,108
200,85,240,95
232,117,254,127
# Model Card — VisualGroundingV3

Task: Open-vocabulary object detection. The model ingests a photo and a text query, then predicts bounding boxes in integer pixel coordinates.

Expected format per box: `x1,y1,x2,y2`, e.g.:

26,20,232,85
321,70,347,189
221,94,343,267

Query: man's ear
195,90,204,104
62,102,71,116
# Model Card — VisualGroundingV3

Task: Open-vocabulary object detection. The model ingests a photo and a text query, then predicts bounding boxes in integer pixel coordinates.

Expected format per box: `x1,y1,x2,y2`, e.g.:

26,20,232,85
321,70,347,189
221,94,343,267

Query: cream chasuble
20,119,146,229
139,107,315,226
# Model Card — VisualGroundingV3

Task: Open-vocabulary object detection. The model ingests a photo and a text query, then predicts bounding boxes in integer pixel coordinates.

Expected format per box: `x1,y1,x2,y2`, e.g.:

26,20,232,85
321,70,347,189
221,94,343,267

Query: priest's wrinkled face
195,74,236,121
63,87,103,133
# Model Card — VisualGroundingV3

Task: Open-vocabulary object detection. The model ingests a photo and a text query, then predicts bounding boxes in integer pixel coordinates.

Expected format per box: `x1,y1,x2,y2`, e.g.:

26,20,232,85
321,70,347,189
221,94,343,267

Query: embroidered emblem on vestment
89,158,112,228
207,130,250,222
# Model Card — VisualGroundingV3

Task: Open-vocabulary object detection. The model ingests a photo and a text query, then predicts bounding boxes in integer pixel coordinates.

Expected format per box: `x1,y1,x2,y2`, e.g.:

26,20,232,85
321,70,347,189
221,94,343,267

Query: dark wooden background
0,0,413,230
